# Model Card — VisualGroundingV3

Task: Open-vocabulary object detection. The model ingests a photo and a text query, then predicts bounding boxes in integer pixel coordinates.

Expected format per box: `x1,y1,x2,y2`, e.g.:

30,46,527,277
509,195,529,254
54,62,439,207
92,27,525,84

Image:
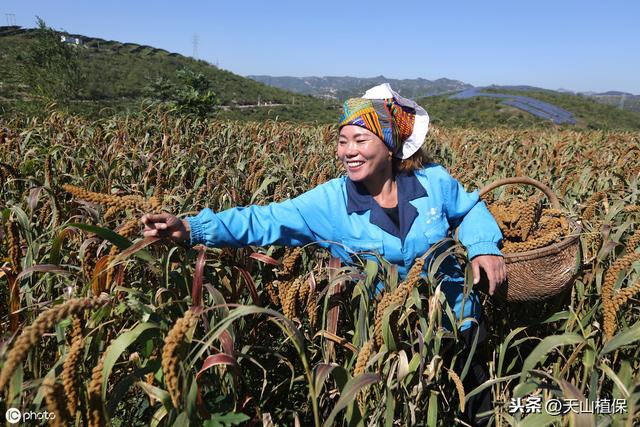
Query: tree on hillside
15,17,84,105
144,68,218,117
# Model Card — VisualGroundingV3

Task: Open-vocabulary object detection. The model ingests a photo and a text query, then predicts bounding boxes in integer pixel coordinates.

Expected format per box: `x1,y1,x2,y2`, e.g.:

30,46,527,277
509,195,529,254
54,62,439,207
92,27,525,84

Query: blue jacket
187,164,503,331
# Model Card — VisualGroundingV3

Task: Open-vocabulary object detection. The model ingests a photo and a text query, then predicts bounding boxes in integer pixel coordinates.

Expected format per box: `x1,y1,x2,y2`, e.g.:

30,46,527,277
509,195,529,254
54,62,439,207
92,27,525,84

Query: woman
141,83,505,425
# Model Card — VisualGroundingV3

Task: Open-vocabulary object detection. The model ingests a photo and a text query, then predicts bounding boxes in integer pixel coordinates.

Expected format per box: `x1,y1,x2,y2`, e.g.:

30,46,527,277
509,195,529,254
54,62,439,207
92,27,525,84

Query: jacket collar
346,172,428,242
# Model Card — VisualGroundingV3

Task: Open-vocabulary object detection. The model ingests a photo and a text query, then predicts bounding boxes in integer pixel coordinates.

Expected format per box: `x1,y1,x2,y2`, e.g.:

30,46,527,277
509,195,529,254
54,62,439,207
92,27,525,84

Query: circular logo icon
5,408,21,424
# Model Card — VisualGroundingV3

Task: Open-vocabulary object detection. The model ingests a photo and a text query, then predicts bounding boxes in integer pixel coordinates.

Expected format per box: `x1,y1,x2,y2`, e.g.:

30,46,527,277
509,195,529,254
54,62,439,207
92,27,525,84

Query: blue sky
2,1,639,94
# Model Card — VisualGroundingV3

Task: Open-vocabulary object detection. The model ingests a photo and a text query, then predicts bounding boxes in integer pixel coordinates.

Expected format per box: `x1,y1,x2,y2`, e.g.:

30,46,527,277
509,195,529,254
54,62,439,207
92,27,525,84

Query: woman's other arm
436,166,506,294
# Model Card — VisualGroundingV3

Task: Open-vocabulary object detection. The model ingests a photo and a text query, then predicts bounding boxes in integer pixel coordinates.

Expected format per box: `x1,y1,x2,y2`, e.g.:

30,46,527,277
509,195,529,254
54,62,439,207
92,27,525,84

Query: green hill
487,88,640,130
419,89,640,130
588,91,640,113
0,26,339,122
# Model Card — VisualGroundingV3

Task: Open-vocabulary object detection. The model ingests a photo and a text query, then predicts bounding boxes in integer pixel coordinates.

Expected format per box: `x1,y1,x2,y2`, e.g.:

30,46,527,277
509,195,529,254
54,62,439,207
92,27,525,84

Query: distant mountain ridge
246,75,472,100
247,76,640,112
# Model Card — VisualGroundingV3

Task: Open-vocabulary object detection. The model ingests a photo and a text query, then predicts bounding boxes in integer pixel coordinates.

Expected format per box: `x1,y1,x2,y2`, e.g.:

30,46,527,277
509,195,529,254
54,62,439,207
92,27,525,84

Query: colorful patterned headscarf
338,83,430,159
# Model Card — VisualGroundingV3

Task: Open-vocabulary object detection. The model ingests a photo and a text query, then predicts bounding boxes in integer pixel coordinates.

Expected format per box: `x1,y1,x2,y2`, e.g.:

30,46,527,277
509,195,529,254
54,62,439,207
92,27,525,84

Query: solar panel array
449,88,576,124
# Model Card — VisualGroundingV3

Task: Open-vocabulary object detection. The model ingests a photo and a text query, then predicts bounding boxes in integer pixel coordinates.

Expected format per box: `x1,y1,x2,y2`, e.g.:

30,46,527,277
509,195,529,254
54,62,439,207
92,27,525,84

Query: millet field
0,110,639,426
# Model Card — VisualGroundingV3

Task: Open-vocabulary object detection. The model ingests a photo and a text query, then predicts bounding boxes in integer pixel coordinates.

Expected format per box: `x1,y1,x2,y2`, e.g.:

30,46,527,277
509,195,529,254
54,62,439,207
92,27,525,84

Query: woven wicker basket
478,177,582,302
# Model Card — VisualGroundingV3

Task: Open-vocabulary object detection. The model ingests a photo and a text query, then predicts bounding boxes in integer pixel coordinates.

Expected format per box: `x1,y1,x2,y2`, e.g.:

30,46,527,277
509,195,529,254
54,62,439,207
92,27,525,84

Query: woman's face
337,125,392,183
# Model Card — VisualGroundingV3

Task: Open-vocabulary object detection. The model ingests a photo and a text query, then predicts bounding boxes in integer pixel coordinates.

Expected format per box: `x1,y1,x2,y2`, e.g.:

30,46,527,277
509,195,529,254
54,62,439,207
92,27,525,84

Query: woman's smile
346,160,365,170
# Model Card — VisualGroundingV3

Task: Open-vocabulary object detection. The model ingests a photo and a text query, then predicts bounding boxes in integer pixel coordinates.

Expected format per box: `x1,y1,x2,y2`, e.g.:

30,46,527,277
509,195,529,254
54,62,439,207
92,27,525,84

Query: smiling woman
338,126,397,206
141,83,506,426
338,127,429,177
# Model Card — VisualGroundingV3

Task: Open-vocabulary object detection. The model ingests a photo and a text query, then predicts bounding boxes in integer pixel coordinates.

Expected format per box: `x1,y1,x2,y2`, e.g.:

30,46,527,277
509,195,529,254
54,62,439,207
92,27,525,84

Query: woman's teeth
347,161,364,167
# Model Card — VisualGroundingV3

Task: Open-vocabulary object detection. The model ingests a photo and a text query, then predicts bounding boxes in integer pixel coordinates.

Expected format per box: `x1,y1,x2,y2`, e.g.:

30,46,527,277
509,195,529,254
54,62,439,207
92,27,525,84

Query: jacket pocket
340,238,385,256
424,218,450,244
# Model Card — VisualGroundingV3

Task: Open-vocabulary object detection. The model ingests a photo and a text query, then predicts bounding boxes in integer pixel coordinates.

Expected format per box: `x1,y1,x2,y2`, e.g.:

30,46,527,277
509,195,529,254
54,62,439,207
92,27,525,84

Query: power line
192,33,199,59
5,13,16,26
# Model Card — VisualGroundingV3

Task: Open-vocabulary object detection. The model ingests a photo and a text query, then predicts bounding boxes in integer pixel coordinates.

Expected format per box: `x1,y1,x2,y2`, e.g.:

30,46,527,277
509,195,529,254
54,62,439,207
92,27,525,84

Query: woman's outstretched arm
141,179,341,248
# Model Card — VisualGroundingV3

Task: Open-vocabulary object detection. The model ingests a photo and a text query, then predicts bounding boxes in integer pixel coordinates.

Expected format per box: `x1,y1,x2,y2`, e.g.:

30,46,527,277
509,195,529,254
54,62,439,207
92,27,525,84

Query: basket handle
478,176,561,209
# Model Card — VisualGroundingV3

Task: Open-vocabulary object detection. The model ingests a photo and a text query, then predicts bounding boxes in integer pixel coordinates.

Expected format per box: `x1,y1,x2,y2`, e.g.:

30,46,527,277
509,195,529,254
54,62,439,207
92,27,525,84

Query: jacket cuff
186,209,212,246
467,241,503,260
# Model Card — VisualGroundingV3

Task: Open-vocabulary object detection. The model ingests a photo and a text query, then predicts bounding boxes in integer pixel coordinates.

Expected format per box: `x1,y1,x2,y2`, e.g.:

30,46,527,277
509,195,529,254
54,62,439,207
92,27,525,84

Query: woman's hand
471,255,507,295
141,213,190,243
